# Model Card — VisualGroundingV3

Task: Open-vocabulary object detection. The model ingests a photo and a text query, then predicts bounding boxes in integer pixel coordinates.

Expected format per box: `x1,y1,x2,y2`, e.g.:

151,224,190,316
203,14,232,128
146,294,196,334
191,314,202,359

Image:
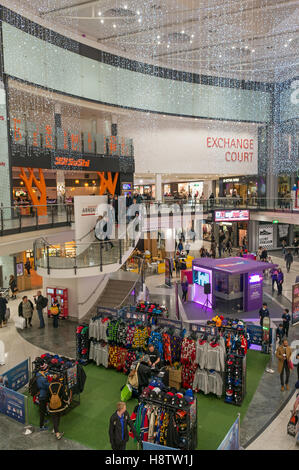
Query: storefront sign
214,210,250,222
0,359,29,391
74,195,107,256
222,177,240,183
207,136,254,163
258,225,273,248
292,283,299,326
0,385,26,424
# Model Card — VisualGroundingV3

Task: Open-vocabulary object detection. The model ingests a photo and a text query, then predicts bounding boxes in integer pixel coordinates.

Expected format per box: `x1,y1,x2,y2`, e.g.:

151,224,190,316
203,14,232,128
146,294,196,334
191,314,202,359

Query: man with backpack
48,375,71,440
35,362,50,431
34,291,48,329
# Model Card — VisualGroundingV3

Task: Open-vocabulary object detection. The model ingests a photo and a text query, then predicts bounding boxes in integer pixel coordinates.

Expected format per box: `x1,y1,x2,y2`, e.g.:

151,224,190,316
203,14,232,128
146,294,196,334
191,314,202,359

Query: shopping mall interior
0,0,298,455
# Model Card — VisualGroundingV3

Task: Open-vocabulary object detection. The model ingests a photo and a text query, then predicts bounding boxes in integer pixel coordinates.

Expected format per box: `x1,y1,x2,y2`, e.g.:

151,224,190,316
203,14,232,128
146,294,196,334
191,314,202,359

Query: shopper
257,246,262,260
226,239,232,256
276,324,285,345
25,259,31,275
260,247,268,261
18,296,34,328
259,302,269,327
276,338,292,391
281,239,287,257
282,309,291,338
0,293,8,328
277,268,284,295
51,298,60,329
9,275,17,299
181,275,189,303
48,374,72,440
175,255,181,277
271,267,278,292
177,239,183,253
109,402,141,450
36,362,50,431
185,242,191,256
34,291,47,329
294,237,299,256
285,249,294,273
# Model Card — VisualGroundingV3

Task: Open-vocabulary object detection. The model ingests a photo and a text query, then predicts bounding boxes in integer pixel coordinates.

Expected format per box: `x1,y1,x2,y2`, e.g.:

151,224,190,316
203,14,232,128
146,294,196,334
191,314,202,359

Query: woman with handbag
276,338,293,391
51,298,60,329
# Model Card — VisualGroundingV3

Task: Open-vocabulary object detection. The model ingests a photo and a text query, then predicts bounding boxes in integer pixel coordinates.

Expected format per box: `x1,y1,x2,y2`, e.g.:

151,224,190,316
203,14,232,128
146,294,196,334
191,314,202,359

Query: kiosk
191,257,276,312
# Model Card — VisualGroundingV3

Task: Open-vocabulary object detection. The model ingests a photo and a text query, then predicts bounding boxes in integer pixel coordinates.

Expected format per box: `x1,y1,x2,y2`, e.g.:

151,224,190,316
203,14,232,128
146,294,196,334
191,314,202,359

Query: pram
0,288,10,301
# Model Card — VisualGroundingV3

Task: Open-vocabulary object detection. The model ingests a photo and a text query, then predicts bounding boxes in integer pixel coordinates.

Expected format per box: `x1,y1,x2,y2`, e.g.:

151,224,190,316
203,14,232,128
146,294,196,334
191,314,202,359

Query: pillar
0,80,13,217
155,174,162,202
56,170,65,211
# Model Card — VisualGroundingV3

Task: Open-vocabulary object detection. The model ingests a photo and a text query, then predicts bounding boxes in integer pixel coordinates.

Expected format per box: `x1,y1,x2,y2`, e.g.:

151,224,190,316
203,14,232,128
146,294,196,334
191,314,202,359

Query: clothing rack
138,395,197,450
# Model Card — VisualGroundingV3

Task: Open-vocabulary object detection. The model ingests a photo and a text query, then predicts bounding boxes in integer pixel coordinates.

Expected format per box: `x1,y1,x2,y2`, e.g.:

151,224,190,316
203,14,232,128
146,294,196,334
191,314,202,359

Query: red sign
214,210,250,222
54,157,90,168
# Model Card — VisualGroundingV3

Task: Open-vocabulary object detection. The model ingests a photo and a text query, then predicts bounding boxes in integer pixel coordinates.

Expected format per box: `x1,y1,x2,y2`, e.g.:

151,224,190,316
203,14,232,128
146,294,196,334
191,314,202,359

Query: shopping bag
288,360,294,370
287,413,298,437
4,308,10,321
15,316,26,330
120,383,132,402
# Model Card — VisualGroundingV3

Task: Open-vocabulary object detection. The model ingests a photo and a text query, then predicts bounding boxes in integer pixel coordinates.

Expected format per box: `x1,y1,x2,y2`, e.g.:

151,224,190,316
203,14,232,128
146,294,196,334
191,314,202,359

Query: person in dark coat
277,268,284,295
259,302,269,327
109,402,141,450
285,250,293,273
0,293,8,328
9,275,17,299
181,275,189,303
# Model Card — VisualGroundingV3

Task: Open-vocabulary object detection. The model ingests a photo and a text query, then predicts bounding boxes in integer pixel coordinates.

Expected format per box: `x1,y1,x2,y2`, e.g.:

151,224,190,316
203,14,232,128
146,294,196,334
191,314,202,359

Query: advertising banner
278,224,289,238
246,325,263,346
0,359,29,391
217,415,240,450
74,195,107,255
0,385,26,424
258,225,273,248
215,210,249,222
292,283,299,326
165,258,172,287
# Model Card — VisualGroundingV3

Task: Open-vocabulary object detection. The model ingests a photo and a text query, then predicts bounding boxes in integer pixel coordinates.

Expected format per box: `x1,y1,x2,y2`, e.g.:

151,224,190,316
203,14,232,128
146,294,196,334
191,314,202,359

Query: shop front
218,176,260,204
214,209,250,249
15,250,43,292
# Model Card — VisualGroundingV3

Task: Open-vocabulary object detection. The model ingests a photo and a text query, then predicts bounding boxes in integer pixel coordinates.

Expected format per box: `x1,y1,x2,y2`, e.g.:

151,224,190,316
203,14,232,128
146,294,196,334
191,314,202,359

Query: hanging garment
207,370,223,397
195,339,208,369
170,335,182,363
192,368,209,394
163,333,172,364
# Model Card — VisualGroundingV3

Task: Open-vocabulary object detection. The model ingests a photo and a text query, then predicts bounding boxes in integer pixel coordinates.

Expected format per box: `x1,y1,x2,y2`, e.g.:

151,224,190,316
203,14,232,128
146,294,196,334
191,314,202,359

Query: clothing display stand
137,395,197,450
224,353,246,406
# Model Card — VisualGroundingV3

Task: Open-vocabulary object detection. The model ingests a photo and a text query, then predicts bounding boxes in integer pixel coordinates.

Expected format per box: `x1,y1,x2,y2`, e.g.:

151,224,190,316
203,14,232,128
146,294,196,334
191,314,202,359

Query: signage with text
214,210,250,222
0,385,26,424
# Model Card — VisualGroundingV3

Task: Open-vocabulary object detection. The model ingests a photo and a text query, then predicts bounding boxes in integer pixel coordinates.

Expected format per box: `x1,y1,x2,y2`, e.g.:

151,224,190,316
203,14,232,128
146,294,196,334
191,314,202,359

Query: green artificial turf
27,350,269,450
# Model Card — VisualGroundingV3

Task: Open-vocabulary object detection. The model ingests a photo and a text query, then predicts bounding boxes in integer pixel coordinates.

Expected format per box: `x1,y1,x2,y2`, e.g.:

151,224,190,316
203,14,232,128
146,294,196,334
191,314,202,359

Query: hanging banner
165,258,172,287
0,359,29,391
0,385,26,424
258,225,273,248
217,415,240,450
292,283,299,326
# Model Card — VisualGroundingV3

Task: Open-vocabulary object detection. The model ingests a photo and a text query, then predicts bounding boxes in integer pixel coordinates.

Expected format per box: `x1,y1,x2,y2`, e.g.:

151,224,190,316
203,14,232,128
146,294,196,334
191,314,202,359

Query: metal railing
33,218,141,274
0,203,73,236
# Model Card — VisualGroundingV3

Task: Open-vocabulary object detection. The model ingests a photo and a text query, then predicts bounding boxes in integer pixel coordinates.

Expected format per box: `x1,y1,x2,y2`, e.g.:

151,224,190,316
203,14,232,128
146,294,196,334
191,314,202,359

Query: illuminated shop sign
249,274,263,284
122,183,132,190
222,178,240,183
11,117,133,157
214,210,250,222
54,157,90,168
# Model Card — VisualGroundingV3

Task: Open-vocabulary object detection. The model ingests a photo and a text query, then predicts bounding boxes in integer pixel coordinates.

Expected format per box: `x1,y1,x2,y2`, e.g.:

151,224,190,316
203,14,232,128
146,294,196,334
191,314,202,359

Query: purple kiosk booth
191,257,276,312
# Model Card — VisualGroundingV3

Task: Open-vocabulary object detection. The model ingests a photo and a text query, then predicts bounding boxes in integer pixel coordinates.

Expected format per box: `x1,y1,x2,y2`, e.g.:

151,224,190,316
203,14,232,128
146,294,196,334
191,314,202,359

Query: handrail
115,259,144,309
77,275,108,306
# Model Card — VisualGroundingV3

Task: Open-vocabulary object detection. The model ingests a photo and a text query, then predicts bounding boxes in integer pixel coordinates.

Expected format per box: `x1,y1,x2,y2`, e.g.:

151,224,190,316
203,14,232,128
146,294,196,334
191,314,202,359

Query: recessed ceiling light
157,35,160,39
167,44,170,48
98,11,102,16
289,38,292,42
137,10,140,15
124,4,128,9
244,45,248,49
191,34,194,38
251,49,255,53
158,41,161,45
219,54,222,58
181,30,185,34
138,17,142,23
190,40,193,44
100,19,104,24
232,46,235,49
113,24,116,28
284,43,288,47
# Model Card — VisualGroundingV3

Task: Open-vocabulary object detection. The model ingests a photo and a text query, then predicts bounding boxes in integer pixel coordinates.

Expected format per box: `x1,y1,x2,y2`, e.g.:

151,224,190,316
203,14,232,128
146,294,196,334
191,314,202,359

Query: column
165,228,176,257
155,174,162,202
0,80,13,217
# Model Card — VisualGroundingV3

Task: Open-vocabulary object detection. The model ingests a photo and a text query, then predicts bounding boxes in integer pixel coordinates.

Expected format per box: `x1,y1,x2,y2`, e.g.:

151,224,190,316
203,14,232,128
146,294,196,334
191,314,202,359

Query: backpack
29,375,39,397
49,383,62,410
41,297,48,309
120,383,132,402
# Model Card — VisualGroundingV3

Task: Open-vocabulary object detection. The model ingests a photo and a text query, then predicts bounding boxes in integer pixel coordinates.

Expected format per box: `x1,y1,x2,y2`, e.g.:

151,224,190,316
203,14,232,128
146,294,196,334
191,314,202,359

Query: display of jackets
192,368,209,394
132,326,149,350
89,340,109,368
181,338,196,365
163,333,172,364
207,371,223,397
170,335,182,363
206,341,225,372
195,339,208,369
